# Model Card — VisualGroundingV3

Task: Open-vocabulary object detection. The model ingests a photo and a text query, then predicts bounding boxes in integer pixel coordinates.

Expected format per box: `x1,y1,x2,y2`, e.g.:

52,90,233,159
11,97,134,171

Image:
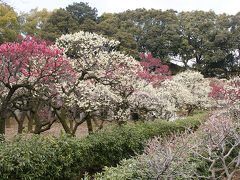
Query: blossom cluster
54,31,149,122
0,36,71,86
159,70,215,116
209,76,240,118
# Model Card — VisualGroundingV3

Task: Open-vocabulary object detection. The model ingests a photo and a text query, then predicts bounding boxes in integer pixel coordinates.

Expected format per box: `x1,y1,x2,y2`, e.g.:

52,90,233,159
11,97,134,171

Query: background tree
112,9,179,61
66,2,98,25
97,9,239,78
0,3,19,44
96,13,139,58
39,8,79,42
79,18,97,33
175,11,240,78
230,12,240,76
19,8,51,37
203,13,237,77
176,11,217,70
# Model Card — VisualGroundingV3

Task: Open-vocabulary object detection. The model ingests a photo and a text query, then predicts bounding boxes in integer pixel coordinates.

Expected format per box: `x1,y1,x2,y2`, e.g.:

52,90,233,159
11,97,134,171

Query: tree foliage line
1,1,240,78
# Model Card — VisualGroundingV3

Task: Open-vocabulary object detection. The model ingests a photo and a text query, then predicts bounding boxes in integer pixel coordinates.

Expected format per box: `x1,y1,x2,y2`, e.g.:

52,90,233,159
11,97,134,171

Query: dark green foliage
0,112,207,179
100,9,179,60
66,2,98,25
24,5,239,77
177,11,239,78
95,13,139,58
95,9,240,77
86,158,146,180
39,9,79,42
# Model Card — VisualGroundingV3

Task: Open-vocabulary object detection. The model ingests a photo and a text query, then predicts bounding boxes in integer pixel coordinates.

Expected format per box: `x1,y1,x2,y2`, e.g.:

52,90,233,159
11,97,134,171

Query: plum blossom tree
138,131,195,179
54,79,122,135
138,52,171,87
209,76,240,118
190,110,240,179
128,84,175,121
54,31,148,132
0,36,71,135
160,70,214,116
55,31,178,131
55,31,216,132
131,70,214,121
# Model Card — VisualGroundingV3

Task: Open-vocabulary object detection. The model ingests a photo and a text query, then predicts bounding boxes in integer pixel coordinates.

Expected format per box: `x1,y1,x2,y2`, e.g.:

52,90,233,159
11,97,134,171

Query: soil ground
5,118,115,140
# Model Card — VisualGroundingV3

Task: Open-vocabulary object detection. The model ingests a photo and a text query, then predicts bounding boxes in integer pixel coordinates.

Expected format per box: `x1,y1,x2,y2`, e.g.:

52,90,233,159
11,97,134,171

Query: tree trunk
18,111,26,134
0,113,6,135
86,115,93,134
0,106,7,135
27,111,34,132
69,119,73,132
55,108,71,134
17,121,24,134
34,123,41,134
5,113,11,128
33,110,42,134
0,88,16,136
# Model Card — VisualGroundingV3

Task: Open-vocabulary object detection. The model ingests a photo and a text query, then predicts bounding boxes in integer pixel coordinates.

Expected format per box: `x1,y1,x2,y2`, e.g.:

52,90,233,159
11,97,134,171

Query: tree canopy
39,8,79,42
1,2,240,78
0,3,19,44
66,2,98,25
19,8,51,37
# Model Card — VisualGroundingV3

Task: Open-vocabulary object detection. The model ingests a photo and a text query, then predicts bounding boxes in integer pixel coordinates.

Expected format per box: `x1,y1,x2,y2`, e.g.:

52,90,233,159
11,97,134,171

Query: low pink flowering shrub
137,109,240,179
190,110,240,179
138,131,196,179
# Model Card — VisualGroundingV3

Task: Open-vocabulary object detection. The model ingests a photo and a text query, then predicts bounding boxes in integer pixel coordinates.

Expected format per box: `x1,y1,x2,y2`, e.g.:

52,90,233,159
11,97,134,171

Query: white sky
4,0,240,15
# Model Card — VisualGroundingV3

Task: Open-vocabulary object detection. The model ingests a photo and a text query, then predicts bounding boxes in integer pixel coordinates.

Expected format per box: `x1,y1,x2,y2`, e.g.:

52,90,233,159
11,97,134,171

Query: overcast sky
4,0,240,15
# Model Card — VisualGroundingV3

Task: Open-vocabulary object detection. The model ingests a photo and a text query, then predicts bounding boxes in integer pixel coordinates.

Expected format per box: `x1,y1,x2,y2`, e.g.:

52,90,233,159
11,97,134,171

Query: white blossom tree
54,31,153,133
160,70,214,116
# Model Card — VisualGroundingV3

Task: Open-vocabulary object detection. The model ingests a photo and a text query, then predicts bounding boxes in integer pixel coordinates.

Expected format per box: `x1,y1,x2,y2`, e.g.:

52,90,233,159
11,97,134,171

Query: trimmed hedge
0,111,207,179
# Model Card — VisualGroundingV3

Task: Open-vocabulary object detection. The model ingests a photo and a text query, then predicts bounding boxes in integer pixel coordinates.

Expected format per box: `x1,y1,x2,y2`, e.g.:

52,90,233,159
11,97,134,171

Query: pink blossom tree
209,76,240,118
0,36,71,135
138,52,171,87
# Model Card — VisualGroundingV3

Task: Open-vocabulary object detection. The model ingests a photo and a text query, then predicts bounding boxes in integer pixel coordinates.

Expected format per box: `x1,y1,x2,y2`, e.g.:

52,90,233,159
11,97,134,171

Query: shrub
190,110,240,179
0,112,207,179
91,109,240,180
0,135,64,179
90,131,197,180
84,158,146,180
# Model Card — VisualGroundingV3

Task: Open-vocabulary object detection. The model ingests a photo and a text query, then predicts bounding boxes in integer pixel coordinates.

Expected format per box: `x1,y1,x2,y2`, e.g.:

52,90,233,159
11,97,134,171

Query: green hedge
84,158,145,180
0,111,207,180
